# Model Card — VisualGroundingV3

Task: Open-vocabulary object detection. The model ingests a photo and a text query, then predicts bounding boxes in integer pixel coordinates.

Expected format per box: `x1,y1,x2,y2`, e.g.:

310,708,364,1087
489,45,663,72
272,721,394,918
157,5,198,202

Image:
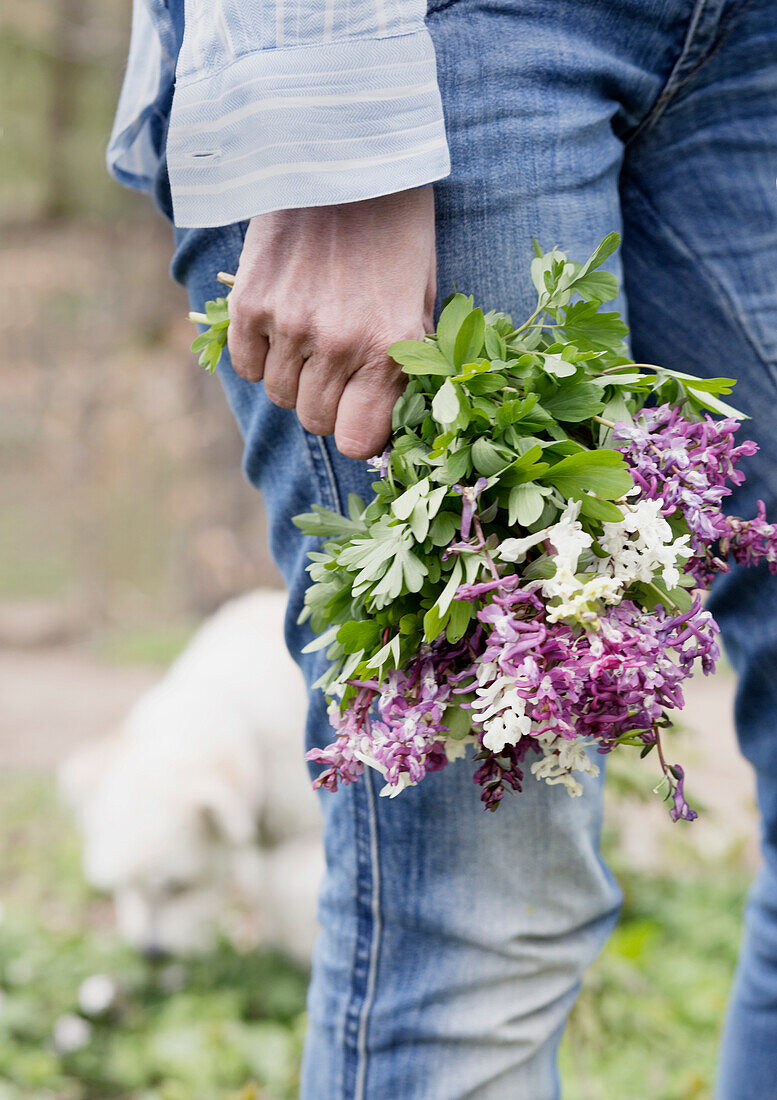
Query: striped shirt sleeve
165,0,450,228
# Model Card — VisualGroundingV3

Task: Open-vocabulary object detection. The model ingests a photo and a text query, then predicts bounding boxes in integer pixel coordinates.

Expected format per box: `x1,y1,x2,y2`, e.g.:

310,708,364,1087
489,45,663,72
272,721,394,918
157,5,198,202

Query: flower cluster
306,400,772,820
613,406,777,584
188,236,777,820
309,553,718,818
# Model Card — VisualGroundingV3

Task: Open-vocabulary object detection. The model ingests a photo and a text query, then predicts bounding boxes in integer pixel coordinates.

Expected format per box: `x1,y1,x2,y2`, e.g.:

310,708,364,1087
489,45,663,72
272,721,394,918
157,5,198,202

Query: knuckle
316,324,366,361
229,290,267,330
275,310,310,345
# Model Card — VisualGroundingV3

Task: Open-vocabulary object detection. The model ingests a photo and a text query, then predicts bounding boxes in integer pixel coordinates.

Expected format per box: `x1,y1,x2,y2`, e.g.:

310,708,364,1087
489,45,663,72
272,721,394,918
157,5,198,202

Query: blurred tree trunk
44,0,87,220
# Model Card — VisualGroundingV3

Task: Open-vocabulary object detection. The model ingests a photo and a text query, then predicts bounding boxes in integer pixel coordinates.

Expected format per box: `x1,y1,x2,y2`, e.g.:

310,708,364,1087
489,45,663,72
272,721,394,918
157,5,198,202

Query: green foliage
188,236,744,709
0,774,307,1100
0,772,746,1099
189,298,230,374
560,862,746,1099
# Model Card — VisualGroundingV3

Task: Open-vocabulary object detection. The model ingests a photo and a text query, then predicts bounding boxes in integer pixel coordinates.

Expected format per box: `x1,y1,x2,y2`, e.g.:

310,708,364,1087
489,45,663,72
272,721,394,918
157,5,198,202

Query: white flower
498,529,546,563
471,669,533,752
379,773,415,798
78,974,118,1017
482,704,532,753
599,498,691,590
444,736,475,762
470,674,516,718
530,732,600,797
546,500,593,572
545,573,622,624
53,1013,92,1054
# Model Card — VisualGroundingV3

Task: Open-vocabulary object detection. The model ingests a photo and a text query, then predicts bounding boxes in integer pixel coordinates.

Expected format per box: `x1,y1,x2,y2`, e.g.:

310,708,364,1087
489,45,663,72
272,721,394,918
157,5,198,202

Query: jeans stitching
622,175,777,390
303,432,341,513
299,431,382,1099
354,770,382,1099
626,0,753,148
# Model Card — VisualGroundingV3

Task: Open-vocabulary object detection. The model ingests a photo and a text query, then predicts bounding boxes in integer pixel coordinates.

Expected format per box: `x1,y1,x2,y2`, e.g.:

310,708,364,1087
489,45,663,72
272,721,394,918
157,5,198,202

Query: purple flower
367,449,392,479
453,477,488,540
614,406,760,584
667,764,698,823
724,500,777,575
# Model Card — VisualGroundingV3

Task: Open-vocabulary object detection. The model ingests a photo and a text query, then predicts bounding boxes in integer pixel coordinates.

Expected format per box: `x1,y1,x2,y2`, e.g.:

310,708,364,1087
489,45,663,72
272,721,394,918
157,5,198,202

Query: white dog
60,590,324,965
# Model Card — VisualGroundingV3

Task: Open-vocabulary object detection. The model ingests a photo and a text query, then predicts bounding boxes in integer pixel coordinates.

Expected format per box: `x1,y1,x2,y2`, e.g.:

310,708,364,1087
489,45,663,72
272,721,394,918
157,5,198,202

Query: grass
559,863,745,1099
0,772,748,1100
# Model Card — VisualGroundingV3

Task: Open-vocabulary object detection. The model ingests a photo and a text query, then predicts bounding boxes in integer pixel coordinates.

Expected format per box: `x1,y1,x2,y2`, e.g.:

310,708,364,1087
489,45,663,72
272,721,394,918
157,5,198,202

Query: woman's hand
227,186,436,460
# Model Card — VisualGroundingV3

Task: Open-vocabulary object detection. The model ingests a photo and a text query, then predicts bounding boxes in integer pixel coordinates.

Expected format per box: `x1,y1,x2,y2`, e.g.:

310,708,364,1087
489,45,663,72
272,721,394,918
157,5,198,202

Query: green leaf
484,325,507,360
572,270,620,303
574,493,625,523
301,624,340,654
366,633,402,672
636,577,694,615
664,373,737,394
392,479,429,521
508,484,546,527
599,390,633,446
523,555,557,581
189,298,231,373
423,602,448,642
337,620,381,654
292,504,365,537
577,232,621,277
542,383,604,422
453,309,486,369
432,379,461,425
388,339,452,376
471,437,509,476
443,704,473,739
531,248,576,305
686,388,747,419
543,450,634,500
540,353,577,378
434,558,464,618
429,511,459,545
446,598,472,643
562,300,629,352
437,294,473,363
392,388,427,429
204,298,230,323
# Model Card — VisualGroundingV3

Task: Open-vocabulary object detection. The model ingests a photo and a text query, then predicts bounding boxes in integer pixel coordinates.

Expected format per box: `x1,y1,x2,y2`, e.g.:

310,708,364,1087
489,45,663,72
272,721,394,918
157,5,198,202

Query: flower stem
645,580,680,611
513,297,549,337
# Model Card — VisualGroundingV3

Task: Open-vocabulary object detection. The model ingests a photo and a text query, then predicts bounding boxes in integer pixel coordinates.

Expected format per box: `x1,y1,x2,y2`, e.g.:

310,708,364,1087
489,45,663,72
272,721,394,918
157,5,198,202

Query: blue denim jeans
164,1,777,1095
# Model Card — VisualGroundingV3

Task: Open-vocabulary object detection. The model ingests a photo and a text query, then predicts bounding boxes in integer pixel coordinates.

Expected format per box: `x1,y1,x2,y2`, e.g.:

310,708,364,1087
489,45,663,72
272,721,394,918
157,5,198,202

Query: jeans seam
303,431,341,513
622,175,776,387
625,0,750,149
300,430,382,1099
354,769,382,1100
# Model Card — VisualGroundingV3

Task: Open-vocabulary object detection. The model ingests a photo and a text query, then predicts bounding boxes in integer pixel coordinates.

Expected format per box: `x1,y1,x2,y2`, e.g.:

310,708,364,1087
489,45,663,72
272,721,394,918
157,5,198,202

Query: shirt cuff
166,28,450,229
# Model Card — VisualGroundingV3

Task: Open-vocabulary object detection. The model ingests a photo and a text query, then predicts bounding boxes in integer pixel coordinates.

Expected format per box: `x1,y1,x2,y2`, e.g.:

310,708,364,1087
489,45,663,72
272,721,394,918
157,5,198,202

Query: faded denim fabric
156,0,777,1095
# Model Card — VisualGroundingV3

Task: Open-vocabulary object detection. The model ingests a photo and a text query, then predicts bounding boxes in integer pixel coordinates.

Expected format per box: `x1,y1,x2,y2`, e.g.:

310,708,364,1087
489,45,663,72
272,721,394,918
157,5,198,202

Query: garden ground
0,636,758,1100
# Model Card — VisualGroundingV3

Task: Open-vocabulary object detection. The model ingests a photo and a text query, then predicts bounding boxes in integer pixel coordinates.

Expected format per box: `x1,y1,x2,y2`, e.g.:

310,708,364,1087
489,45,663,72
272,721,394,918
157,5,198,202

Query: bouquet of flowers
191,233,777,819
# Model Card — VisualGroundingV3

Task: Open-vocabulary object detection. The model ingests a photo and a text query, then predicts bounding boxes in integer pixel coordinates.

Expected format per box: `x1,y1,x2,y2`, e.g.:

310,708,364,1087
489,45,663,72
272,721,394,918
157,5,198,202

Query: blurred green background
0,4,759,1098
